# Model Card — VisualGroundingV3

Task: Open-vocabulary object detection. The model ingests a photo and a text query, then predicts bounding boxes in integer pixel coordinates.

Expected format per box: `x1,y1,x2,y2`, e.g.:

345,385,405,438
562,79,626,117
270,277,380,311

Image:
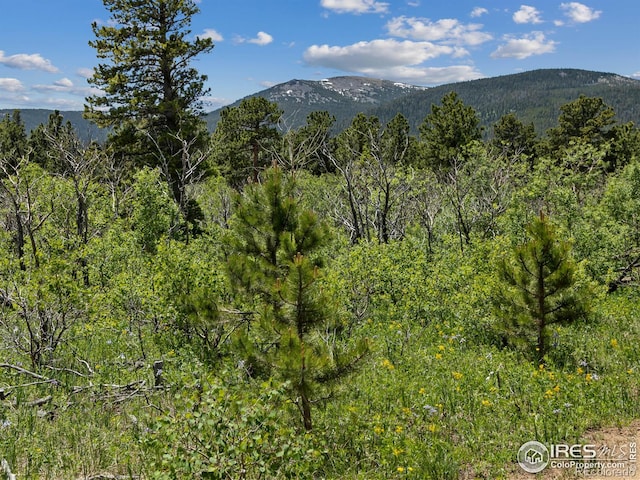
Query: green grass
1,242,639,479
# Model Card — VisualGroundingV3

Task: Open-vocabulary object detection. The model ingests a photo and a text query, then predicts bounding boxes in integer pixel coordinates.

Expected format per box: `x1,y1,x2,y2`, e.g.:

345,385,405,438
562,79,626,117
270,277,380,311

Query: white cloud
0,78,24,92
55,77,74,88
320,0,389,14
304,39,460,71
386,16,492,46
0,93,31,107
373,65,484,84
559,2,602,23
32,78,101,97
304,40,483,85
0,51,58,73
76,67,94,79
491,32,557,59
198,29,224,42
470,7,488,18
33,83,71,93
631,72,640,80
513,5,543,24
302,38,483,84
39,97,86,109
235,31,273,46
249,31,273,45
199,95,230,110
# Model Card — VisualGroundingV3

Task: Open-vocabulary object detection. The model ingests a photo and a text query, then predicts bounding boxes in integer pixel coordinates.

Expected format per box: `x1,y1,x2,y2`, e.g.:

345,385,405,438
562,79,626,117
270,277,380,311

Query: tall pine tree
495,213,589,364
226,166,367,430
85,0,213,220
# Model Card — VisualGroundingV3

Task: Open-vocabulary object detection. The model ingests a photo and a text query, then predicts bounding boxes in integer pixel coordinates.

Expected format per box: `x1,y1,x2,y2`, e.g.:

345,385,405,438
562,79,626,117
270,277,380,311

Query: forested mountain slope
371,68,640,135
3,69,640,141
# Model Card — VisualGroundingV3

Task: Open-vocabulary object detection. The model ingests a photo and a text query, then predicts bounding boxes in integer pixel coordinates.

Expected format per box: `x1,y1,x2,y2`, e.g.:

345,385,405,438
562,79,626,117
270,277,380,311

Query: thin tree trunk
537,261,546,365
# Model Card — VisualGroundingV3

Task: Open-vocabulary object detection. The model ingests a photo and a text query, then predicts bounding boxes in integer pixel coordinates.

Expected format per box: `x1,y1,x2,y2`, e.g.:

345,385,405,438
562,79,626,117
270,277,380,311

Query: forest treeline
1,0,639,478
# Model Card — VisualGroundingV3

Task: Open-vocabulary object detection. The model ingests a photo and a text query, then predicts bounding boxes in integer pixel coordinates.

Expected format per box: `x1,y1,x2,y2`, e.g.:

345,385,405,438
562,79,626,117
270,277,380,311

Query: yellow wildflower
610,339,619,349
395,425,403,434
481,399,492,407
397,466,405,473
452,371,463,380
435,353,443,360
374,425,384,434
381,359,395,371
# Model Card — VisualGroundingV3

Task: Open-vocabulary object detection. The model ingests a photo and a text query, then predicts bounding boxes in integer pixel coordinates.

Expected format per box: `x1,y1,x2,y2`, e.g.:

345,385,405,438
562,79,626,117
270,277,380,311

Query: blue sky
0,0,638,111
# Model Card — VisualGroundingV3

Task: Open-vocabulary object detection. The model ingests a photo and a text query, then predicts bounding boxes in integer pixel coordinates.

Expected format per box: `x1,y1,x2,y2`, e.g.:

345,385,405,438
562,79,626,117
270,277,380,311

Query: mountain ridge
3,68,640,142
204,75,427,132
371,68,640,134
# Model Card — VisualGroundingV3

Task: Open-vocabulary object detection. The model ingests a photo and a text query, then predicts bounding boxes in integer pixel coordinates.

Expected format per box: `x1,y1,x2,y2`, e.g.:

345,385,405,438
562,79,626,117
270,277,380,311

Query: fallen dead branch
0,362,50,381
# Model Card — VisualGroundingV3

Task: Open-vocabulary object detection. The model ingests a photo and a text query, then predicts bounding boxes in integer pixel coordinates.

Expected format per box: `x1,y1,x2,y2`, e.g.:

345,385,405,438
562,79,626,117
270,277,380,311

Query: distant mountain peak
258,76,426,108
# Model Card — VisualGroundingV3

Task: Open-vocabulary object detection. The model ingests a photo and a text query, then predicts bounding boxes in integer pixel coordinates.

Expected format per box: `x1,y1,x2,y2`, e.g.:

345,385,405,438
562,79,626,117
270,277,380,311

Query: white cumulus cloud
54,77,74,88
198,29,224,42
304,39,458,71
373,65,484,84
0,78,25,92
76,68,94,79
0,51,58,73
513,5,543,24
491,32,557,59
470,7,488,18
320,0,389,14
303,38,483,84
249,31,273,45
32,77,102,98
386,16,492,46
235,31,273,46
559,2,602,23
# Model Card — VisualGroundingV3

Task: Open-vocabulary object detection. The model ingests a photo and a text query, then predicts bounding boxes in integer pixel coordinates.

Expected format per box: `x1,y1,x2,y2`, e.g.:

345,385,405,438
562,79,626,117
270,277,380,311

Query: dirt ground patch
508,421,639,479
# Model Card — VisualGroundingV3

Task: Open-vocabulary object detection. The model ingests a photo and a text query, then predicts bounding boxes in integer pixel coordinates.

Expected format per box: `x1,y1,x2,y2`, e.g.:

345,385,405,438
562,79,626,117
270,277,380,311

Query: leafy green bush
143,372,325,479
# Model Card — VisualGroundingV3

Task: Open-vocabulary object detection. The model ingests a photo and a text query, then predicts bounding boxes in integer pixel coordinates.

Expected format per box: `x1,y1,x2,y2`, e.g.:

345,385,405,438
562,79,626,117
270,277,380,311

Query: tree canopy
418,91,482,170
85,0,214,219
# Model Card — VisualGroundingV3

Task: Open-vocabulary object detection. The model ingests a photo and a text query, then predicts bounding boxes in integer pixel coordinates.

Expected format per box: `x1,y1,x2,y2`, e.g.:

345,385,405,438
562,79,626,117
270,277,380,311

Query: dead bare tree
146,130,210,240
271,111,335,174
324,114,414,244
0,153,53,270
0,277,82,370
44,131,102,285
